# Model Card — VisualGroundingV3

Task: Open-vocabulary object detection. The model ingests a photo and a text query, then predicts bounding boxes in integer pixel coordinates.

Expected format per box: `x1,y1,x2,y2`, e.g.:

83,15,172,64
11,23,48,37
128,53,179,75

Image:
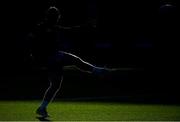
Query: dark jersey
29,23,60,64
27,20,96,65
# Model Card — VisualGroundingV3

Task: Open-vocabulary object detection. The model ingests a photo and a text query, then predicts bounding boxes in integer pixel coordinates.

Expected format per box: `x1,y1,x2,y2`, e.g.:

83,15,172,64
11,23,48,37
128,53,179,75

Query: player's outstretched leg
57,51,112,75
36,51,127,118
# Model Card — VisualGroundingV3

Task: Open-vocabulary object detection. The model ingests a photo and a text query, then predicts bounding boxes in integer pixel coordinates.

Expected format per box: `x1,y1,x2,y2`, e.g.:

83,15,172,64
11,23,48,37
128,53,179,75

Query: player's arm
57,19,97,30
57,25,81,30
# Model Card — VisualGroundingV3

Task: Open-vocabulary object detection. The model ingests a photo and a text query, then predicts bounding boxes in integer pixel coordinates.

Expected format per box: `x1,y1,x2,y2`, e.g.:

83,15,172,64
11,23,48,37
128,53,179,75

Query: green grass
0,100,180,121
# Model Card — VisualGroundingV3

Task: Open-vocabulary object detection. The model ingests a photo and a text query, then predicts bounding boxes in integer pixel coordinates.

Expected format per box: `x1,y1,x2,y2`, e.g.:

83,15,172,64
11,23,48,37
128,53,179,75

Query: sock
92,67,106,75
39,101,49,109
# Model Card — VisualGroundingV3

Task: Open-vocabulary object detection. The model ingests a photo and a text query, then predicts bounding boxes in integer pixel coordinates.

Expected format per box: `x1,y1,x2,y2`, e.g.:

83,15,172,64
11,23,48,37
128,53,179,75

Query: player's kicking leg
57,51,112,75
36,51,117,118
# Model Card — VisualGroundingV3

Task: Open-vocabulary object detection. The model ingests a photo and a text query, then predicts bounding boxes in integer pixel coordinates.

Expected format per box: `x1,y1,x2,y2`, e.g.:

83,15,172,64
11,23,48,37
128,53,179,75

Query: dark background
0,0,179,103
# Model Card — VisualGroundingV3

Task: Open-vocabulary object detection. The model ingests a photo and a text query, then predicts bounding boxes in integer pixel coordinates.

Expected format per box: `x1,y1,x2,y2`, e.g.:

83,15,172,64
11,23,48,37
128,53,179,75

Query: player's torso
31,24,60,64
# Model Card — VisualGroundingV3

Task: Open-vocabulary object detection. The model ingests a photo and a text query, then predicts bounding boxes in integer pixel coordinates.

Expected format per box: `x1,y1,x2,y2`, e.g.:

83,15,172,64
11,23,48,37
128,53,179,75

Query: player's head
45,6,61,25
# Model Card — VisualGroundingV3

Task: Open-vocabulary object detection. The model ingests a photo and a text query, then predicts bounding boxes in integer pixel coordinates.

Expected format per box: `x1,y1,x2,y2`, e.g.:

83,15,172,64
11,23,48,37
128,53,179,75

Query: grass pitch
0,100,180,121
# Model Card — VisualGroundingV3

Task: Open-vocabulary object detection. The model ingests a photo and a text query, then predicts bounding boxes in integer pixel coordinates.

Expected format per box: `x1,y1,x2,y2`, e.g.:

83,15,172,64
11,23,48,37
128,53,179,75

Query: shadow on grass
36,116,51,121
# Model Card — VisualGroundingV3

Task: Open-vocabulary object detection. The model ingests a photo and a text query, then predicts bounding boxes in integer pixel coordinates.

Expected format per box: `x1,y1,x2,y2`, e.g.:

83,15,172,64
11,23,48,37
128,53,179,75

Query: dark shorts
35,50,90,76
47,51,77,73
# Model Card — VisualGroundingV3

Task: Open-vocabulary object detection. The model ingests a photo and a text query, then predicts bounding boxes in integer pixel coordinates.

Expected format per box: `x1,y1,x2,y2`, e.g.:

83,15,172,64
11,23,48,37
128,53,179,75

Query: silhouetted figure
25,6,116,118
